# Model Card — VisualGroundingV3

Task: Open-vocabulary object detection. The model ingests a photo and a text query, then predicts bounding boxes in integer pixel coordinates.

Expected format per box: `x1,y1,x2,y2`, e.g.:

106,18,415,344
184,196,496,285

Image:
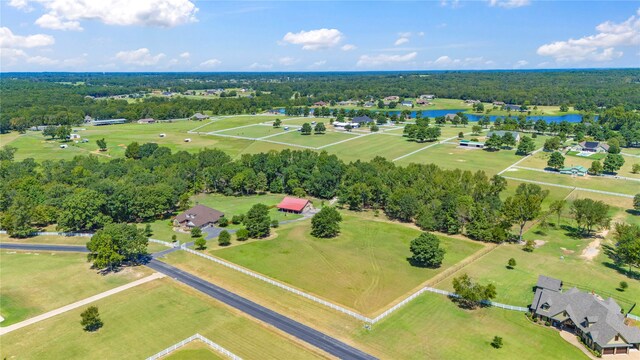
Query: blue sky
1,0,638,71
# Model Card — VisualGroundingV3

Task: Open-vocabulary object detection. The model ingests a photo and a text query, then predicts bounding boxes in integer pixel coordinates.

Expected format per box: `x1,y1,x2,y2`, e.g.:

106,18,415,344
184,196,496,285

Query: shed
559,165,588,176
459,139,485,149
277,197,311,214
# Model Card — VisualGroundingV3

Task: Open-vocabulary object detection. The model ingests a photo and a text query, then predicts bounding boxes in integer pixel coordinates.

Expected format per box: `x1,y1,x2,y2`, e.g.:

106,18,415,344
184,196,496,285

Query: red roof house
277,197,311,213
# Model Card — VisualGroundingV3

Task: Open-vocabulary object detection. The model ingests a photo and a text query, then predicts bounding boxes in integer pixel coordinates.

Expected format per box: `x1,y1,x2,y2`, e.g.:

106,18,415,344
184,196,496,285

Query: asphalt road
1,242,377,360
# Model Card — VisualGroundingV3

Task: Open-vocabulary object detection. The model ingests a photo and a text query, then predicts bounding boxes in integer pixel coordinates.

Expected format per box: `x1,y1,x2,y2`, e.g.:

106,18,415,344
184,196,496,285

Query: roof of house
560,165,588,172
192,113,209,119
486,130,520,139
579,141,610,151
138,118,155,122
531,286,640,348
536,275,563,292
445,113,457,120
175,205,224,227
352,115,373,124
277,197,310,212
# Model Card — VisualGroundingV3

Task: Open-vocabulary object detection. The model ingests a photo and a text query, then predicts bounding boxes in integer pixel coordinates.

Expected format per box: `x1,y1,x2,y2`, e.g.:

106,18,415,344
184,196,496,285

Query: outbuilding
277,196,312,214
559,165,588,176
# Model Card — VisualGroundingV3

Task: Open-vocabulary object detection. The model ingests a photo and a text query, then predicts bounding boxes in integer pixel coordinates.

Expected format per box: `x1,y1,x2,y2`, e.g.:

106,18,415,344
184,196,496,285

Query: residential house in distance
419,94,436,100
277,197,312,214
191,113,209,120
416,99,430,106
444,113,457,121
351,116,373,125
363,101,375,108
137,118,156,124
84,115,94,123
174,205,224,230
530,275,640,356
90,118,127,126
486,130,521,142
559,165,588,176
401,101,413,107
333,121,360,129
492,101,505,107
384,96,400,102
577,141,610,153
464,99,481,104
504,104,524,112
313,101,328,107
459,139,485,149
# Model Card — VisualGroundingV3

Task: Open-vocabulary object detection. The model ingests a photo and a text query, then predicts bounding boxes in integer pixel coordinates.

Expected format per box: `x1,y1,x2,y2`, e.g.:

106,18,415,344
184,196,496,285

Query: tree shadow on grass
601,244,640,280
625,209,640,217
560,224,584,239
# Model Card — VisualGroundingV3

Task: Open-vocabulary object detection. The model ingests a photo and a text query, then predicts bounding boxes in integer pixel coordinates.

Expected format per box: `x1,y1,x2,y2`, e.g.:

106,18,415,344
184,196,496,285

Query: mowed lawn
326,133,427,162
164,341,224,360
269,130,360,148
397,143,522,175
0,233,89,245
0,251,150,326
356,292,588,360
504,168,639,195
501,180,573,212
519,151,640,179
213,214,484,314
195,115,278,133
192,193,305,223
1,279,325,360
215,124,287,138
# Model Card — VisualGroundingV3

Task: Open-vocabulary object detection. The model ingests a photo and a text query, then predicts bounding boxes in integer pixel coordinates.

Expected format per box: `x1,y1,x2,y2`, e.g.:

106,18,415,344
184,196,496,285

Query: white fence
148,238,176,248
182,246,371,323
0,230,93,237
627,313,640,321
146,333,242,360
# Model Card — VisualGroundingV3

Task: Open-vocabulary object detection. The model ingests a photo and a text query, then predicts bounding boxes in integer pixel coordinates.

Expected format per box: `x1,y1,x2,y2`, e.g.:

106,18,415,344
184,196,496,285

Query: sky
0,0,639,72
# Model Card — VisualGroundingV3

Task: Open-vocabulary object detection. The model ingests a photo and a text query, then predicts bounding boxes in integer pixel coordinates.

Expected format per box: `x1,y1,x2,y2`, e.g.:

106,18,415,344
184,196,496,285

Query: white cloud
278,56,298,66
488,0,531,8
115,48,165,66
513,59,529,69
440,0,461,8
537,10,638,62
341,44,356,51
9,0,32,11
417,31,425,36
427,55,491,69
309,60,327,68
0,48,28,67
200,58,221,67
394,37,409,46
249,62,273,70
179,52,190,59
26,55,58,65
357,52,417,67
0,27,55,48
11,0,198,31
35,14,82,31
282,28,344,50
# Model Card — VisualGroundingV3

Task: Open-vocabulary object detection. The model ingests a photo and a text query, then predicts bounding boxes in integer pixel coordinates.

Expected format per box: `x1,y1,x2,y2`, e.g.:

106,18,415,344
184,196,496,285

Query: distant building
191,113,209,120
174,205,224,229
578,141,610,153
504,104,523,112
84,115,94,123
384,96,400,102
91,118,126,126
559,165,588,176
416,99,430,105
419,94,435,100
363,101,375,108
492,101,505,106
401,101,413,107
465,99,481,104
352,116,373,124
277,197,312,214
137,118,156,124
69,133,81,140
459,139,485,149
313,101,328,107
530,275,640,356
333,121,359,129
486,130,521,142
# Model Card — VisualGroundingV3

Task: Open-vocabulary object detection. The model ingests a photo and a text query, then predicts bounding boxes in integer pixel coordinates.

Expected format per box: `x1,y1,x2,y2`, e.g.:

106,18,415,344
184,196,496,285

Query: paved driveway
203,226,236,240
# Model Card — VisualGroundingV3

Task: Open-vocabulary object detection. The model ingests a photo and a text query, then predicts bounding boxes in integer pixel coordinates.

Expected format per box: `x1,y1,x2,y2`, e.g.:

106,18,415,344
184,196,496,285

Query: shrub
194,237,206,250
545,321,551,327
619,281,628,291
80,306,103,332
507,258,516,269
491,336,503,349
271,219,279,228
171,234,177,242
218,230,231,246
190,227,202,238
523,240,535,252
236,228,249,241
231,214,244,225
218,217,229,227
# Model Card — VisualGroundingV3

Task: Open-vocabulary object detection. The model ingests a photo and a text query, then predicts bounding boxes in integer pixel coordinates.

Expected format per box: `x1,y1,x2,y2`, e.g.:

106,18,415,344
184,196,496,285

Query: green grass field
520,151,640,179
216,124,287,138
397,143,522,175
0,251,150,326
504,168,639,195
1,279,325,359
213,213,484,314
164,341,224,360
192,193,306,224
501,179,574,212
325,133,427,162
195,115,277,133
0,233,89,246
268,130,359,148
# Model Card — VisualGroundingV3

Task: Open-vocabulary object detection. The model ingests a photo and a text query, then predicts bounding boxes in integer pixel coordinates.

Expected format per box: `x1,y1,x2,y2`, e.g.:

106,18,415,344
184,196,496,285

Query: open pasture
520,151,640,180
214,124,288,139
0,278,325,360
0,251,150,326
213,213,484,315
268,130,361,148
325,133,428,163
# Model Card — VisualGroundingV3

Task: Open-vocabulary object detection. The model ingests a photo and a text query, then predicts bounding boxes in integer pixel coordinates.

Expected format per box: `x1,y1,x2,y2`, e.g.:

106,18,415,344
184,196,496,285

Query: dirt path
0,272,165,335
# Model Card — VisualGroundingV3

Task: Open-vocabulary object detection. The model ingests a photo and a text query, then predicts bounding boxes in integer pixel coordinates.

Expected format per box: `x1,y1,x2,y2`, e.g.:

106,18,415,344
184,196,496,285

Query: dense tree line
2,70,639,132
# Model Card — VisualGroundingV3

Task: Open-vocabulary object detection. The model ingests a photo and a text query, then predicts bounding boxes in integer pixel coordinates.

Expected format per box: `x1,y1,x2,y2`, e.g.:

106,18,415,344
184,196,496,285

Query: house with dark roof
352,116,373,124
578,141,610,153
486,130,521,142
277,197,312,214
530,275,640,356
191,113,209,120
174,205,224,229
504,104,523,112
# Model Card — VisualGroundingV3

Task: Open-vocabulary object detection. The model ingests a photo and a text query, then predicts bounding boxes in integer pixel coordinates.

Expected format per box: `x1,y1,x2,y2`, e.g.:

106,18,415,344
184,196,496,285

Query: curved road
0,243,376,360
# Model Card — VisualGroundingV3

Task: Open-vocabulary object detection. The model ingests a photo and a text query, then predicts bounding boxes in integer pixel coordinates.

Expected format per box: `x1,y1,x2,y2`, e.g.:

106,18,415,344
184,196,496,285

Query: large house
578,141,610,153
420,94,435,100
384,96,400,102
277,197,312,214
174,205,224,229
486,130,521,142
530,275,640,356
352,116,373,125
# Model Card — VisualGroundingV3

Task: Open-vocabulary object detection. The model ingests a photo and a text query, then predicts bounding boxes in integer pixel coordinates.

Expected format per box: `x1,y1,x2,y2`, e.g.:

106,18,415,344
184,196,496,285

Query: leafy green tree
245,203,271,238
231,214,245,224
87,223,148,270
501,132,516,149
612,223,640,273
0,145,17,161
516,136,535,155
311,207,343,238
507,258,516,269
484,134,502,151
301,123,312,135
409,232,446,268
472,125,482,135
523,239,535,252
314,122,326,134
634,194,640,211
194,237,207,250
270,219,279,228
43,125,57,139
589,160,603,175
452,273,497,309
144,224,153,237
543,137,562,151
547,151,565,170
571,198,611,236
344,124,353,132
549,200,566,226
491,336,503,349
96,138,107,151
80,306,103,332
236,228,249,241
619,281,629,291
607,138,621,154
503,184,549,242
631,164,640,174
559,104,568,112
603,153,625,173
138,142,159,158
218,230,231,246
125,142,141,159
56,125,72,141
191,227,202,238
218,217,229,227
57,188,109,232
370,124,379,132
273,118,282,128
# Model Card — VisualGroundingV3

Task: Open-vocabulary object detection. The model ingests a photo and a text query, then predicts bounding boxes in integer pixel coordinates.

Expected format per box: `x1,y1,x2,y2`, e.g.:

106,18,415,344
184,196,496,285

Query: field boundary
146,333,242,360
0,230,93,237
501,176,634,198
